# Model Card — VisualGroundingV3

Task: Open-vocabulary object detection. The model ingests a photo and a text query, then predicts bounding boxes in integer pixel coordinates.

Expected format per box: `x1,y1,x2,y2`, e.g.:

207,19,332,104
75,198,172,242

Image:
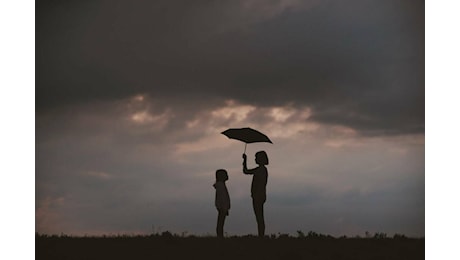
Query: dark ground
36,234,424,260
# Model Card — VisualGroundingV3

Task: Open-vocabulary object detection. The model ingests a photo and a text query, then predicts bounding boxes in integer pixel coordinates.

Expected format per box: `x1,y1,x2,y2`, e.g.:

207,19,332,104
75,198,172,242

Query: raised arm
242,154,257,175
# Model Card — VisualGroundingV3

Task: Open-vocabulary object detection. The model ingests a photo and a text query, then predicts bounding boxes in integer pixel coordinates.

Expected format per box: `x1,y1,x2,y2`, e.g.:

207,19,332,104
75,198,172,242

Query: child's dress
213,181,230,215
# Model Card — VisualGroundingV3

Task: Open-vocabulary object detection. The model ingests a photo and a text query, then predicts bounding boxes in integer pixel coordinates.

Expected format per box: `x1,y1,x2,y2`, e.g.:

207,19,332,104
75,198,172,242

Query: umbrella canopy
221,127,272,153
222,127,273,144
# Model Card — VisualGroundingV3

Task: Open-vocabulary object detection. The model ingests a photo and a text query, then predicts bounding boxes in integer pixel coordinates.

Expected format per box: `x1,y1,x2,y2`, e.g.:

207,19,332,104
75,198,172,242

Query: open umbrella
221,127,273,153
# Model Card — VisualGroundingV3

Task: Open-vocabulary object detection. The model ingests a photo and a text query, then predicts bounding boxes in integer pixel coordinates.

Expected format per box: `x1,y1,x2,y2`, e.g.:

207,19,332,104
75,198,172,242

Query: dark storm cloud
37,0,424,136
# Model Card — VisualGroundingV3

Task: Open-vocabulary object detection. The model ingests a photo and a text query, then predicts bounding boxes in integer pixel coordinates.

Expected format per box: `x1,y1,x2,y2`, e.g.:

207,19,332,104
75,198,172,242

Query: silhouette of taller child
242,151,268,237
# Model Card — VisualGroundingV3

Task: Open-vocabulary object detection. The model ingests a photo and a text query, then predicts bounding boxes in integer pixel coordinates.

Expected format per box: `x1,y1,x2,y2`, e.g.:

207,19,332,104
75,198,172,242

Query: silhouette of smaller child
213,169,230,238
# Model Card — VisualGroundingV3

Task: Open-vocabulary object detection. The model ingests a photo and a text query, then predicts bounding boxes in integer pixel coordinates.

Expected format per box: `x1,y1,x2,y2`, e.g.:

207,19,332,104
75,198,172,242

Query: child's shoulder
214,181,225,188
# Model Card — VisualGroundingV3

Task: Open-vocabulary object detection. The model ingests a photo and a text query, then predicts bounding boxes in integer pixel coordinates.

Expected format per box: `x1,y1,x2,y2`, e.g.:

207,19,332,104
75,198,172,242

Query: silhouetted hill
36,233,424,260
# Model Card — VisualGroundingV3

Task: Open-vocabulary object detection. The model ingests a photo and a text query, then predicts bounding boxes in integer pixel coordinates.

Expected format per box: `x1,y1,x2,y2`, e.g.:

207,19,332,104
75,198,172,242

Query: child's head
216,169,229,182
255,151,269,165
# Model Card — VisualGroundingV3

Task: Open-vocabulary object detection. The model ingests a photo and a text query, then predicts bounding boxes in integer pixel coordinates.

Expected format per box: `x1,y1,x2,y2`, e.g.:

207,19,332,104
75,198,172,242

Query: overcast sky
36,0,424,237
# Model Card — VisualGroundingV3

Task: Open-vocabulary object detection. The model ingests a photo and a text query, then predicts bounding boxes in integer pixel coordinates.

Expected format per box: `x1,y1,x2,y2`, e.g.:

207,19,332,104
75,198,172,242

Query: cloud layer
36,96,424,236
37,0,424,136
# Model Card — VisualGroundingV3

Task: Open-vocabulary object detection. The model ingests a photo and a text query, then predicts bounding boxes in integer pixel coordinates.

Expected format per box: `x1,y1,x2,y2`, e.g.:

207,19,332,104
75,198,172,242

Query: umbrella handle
244,143,247,154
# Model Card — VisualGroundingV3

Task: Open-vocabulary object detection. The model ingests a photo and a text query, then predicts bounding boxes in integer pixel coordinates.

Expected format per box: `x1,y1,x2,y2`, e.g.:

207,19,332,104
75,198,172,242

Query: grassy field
36,233,424,260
